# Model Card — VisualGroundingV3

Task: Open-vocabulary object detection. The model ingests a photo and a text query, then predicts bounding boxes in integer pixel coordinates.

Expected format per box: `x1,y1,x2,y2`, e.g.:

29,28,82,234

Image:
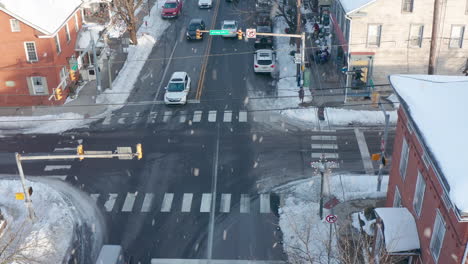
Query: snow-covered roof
390,75,468,213
76,24,105,51
0,0,82,35
375,208,420,253
338,0,378,14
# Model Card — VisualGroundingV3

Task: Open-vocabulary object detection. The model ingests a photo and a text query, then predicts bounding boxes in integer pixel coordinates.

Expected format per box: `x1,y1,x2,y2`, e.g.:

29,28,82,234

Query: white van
95,245,124,264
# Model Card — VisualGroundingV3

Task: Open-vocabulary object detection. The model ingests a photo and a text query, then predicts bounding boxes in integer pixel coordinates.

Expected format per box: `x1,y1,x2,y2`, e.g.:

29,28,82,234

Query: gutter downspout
462,242,468,264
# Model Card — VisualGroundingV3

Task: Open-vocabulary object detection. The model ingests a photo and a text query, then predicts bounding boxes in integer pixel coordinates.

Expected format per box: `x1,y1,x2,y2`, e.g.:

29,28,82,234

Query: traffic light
237,29,243,40
55,88,63,100
196,29,202,39
77,144,84,161
136,143,143,160
69,70,78,82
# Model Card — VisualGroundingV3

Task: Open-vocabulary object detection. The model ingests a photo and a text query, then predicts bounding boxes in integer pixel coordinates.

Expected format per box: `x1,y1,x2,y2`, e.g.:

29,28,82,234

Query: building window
75,13,79,31
30,76,47,94
10,19,21,32
430,210,446,262
393,186,402,207
60,66,68,84
402,0,414,12
65,24,71,43
24,42,38,62
413,172,426,216
399,138,409,180
409,24,424,47
449,25,465,48
55,34,61,54
367,24,382,47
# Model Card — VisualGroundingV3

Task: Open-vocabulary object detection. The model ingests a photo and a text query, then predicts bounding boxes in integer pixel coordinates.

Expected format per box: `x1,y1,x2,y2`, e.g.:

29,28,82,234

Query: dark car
186,19,206,40
254,13,273,48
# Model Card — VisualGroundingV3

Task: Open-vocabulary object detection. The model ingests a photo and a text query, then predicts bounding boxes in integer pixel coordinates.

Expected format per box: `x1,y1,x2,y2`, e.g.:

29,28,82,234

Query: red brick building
384,75,468,264
0,0,83,106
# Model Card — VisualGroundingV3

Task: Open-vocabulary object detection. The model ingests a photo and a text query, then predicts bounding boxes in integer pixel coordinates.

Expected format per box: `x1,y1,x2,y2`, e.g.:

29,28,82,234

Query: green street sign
210,30,230,35
71,63,78,71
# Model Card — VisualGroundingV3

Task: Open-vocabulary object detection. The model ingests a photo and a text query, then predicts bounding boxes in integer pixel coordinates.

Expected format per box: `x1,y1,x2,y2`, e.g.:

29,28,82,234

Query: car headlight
173,12,177,14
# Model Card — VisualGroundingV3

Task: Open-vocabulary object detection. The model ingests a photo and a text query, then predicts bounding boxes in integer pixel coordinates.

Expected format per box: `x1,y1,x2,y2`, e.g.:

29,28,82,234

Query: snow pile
0,178,105,264
390,74,468,212
276,174,388,263
351,211,375,236
339,0,378,14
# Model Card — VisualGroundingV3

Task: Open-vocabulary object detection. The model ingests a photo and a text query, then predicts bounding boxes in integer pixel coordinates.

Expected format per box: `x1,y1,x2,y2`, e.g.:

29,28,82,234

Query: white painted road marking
208,111,217,122
104,193,118,212
220,193,231,213
193,111,202,122
260,194,270,213
239,111,247,122
181,193,193,212
161,193,174,212
311,135,337,141
200,193,212,212
311,153,339,159
240,194,250,213
132,112,140,124
48,175,67,180
163,111,172,122
122,192,137,212
53,147,76,152
90,193,100,202
141,193,154,212
223,111,232,122
118,118,125,124
103,115,111,125
311,143,338,149
149,112,158,123
179,111,187,123
44,165,71,171
354,128,374,175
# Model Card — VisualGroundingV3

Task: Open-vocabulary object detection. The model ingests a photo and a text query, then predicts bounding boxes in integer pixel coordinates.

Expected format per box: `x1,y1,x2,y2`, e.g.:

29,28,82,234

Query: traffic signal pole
15,144,143,221
376,99,390,192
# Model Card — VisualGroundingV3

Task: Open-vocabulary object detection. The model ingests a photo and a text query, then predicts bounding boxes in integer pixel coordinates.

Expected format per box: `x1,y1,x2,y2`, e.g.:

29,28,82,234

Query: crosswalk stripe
269,115,280,123
181,193,193,212
163,111,172,122
260,194,270,213
104,193,118,212
239,111,247,122
44,165,71,171
90,193,100,202
220,193,231,213
179,111,187,123
53,147,75,152
223,111,232,122
240,194,250,213
311,143,338,149
141,193,154,212
122,192,137,212
161,193,174,212
150,112,158,123
131,112,140,124
311,135,337,141
311,153,339,159
103,115,112,125
118,118,125,124
193,111,202,122
208,111,217,122
200,193,212,212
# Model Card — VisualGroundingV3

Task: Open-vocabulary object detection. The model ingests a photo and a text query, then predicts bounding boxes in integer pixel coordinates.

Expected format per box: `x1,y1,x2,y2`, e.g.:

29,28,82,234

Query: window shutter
41,77,49,95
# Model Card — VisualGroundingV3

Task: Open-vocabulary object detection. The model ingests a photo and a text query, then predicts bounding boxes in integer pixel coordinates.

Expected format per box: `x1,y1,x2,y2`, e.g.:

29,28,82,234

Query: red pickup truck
161,0,182,18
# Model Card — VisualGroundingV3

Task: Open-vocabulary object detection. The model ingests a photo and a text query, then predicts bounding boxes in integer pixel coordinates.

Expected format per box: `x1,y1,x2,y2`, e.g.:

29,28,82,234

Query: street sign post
209,30,230,35
246,28,256,38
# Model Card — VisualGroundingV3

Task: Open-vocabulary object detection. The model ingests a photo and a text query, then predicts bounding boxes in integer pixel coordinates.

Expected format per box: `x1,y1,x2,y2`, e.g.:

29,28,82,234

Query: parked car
186,19,206,40
254,49,276,75
164,72,191,105
161,0,182,18
198,0,212,8
221,20,238,38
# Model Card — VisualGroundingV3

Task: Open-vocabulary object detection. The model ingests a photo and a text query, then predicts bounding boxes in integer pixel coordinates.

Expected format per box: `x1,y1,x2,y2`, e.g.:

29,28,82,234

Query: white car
198,0,212,8
254,49,276,74
164,72,191,105
221,20,238,38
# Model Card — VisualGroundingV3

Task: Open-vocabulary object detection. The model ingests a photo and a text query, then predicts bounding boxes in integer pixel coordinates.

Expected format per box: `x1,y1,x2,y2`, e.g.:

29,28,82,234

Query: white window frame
367,24,382,47
65,24,71,43
430,210,446,262
449,25,465,48
413,171,426,216
75,13,79,31
30,76,47,94
24,42,38,62
409,24,424,48
393,186,402,207
399,138,409,180
402,0,414,12
60,66,68,84
10,19,21,32
55,34,61,54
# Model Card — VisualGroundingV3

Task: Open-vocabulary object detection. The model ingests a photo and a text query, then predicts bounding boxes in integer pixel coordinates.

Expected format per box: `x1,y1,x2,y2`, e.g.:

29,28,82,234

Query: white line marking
103,115,112,125
354,128,375,175
150,112,158,123
44,165,71,171
104,193,118,212
181,193,193,212
118,118,125,124
311,153,339,159
53,147,75,152
163,111,172,122
161,193,174,212
122,192,137,212
200,193,212,212
179,111,187,123
48,175,67,180
90,193,100,202
311,135,337,141
239,111,247,122
311,143,338,149
223,111,232,122
220,193,231,213
260,194,270,213
193,111,202,122
208,111,217,122
132,112,140,124
240,194,250,213
141,193,154,212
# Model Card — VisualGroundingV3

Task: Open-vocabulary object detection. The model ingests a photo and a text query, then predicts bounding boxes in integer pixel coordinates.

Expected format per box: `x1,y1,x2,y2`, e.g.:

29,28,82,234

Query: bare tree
273,0,298,34
113,0,144,45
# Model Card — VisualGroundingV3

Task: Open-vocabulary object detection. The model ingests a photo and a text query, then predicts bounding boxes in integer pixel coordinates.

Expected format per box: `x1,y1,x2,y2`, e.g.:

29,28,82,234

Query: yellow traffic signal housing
196,29,202,39
69,70,78,82
55,88,63,100
77,144,84,160
237,29,243,40
136,143,143,160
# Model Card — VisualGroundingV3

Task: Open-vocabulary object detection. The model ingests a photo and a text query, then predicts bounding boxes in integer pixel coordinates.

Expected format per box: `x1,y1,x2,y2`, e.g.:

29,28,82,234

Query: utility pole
91,34,102,93
377,99,390,192
296,0,302,84
15,153,35,221
428,0,442,74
